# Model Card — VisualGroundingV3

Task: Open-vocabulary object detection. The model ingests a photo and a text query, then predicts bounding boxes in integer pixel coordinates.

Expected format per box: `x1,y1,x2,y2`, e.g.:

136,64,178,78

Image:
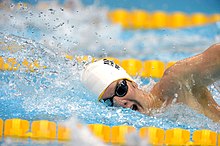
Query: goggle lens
101,80,128,107
115,80,128,97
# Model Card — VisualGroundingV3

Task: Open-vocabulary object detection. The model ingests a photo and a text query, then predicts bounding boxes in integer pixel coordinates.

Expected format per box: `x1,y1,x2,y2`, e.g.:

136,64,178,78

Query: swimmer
81,43,220,122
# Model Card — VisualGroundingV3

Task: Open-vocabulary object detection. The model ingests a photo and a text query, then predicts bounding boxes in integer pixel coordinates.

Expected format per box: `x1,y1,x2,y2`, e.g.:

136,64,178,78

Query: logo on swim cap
81,58,133,100
103,59,120,70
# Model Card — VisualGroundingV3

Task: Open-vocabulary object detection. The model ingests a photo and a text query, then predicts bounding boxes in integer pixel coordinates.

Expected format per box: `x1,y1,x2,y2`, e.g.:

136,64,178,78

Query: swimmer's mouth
130,99,143,112
130,104,138,111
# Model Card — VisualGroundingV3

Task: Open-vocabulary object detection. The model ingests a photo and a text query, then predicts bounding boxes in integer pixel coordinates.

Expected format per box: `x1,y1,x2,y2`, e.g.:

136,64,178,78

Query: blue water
0,1,220,145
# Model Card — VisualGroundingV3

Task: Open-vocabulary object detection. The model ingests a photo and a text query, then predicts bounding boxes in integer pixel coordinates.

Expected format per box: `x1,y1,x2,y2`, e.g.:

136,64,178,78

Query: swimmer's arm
153,43,220,98
170,43,220,86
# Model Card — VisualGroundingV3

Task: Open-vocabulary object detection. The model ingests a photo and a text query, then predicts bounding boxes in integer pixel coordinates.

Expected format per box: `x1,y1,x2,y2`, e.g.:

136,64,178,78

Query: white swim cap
81,58,133,100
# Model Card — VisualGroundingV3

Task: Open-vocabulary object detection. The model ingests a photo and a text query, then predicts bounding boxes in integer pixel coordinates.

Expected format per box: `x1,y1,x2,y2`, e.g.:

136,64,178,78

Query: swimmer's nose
113,97,132,108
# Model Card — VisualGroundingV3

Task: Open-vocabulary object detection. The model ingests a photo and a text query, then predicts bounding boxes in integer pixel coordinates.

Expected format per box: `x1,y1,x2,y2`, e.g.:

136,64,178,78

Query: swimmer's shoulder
151,66,182,97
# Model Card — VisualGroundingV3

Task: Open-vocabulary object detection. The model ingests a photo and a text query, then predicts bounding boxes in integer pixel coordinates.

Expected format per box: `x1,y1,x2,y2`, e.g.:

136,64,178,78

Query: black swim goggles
100,79,128,107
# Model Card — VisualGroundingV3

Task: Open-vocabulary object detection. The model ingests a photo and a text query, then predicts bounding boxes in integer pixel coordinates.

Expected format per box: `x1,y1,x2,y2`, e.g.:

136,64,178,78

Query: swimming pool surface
0,1,220,145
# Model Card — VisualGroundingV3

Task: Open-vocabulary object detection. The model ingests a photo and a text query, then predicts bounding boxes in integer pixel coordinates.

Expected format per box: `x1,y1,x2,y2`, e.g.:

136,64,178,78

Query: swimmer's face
100,79,152,114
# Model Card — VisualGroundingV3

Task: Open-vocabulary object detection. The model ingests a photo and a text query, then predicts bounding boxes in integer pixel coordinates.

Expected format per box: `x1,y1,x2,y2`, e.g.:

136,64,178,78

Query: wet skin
101,43,220,122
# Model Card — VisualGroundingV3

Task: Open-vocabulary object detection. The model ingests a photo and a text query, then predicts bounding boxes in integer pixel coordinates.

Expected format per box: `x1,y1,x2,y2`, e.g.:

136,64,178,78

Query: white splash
0,0,217,61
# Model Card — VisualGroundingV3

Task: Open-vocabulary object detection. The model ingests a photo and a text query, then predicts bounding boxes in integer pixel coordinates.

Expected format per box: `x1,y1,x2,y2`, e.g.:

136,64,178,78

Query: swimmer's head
81,58,133,100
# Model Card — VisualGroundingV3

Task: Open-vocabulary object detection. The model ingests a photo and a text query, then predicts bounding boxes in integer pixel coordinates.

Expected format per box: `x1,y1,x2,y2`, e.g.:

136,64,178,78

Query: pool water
0,1,220,145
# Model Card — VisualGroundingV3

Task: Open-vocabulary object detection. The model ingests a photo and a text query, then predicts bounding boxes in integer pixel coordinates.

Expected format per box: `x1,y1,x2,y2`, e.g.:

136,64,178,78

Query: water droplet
10,3,15,8
174,93,178,98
